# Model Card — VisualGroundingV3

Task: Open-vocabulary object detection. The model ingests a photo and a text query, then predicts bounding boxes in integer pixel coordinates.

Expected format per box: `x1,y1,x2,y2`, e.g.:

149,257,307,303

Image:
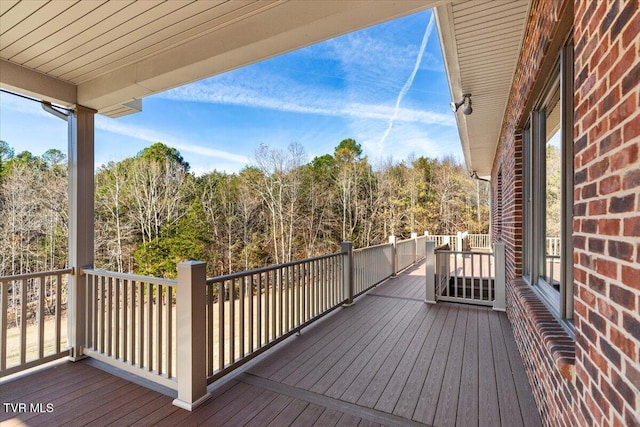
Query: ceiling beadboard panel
436,0,531,177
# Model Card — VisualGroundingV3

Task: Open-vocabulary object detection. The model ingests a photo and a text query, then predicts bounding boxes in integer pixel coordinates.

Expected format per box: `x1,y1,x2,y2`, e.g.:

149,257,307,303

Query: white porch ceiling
435,0,531,177
1,0,446,118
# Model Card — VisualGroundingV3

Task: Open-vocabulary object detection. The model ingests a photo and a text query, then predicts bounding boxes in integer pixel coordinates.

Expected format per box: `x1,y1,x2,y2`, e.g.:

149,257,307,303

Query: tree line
0,139,489,279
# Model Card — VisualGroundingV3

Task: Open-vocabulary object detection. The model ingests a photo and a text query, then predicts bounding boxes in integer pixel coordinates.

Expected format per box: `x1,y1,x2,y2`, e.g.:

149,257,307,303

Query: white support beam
0,59,76,106
67,105,95,360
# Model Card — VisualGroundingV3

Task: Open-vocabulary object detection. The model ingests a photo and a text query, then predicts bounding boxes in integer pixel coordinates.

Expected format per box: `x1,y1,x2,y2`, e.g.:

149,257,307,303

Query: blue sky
0,9,462,175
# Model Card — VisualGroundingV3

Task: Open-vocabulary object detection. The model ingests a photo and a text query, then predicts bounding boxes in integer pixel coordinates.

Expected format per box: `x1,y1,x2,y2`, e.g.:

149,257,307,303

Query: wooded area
0,139,489,278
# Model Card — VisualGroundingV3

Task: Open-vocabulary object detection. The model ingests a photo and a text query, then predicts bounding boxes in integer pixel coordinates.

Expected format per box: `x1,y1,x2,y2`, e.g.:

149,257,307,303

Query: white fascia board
434,4,473,173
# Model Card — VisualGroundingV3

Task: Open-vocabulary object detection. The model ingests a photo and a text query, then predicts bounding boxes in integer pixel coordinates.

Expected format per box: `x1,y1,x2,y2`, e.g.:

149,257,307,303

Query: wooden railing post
341,242,354,306
493,243,506,311
173,261,210,411
389,235,397,277
425,241,436,304
67,106,95,361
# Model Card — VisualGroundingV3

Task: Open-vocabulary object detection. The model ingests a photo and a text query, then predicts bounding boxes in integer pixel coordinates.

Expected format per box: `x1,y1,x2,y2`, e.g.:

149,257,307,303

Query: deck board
478,309,501,427
287,299,406,390
245,394,294,426
368,303,441,411
321,301,420,397
432,306,468,427
348,305,430,406
412,306,459,424
456,307,479,427
0,262,542,427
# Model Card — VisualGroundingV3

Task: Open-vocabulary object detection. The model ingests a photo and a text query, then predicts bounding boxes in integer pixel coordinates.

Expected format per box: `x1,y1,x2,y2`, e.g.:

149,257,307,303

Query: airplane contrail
378,13,435,153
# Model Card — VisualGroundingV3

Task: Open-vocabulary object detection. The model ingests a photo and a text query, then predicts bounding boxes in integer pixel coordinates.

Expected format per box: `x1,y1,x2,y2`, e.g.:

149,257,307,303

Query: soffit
435,0,531,178
0,0,445,118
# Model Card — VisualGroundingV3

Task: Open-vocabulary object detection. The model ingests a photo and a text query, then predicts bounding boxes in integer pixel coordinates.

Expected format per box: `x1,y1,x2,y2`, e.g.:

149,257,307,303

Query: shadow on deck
0,262,541,426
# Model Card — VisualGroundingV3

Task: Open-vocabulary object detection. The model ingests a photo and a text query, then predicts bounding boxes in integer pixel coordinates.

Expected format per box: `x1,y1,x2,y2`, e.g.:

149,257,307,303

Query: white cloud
160,80,453,127
95,117,250,164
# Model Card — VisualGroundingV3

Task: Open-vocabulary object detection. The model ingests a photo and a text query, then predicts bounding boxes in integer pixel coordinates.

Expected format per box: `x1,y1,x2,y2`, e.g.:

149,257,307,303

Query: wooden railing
82,269,178,390
546,237,561,256
1,232,446,407
545,236,561,286
396,237,418,272
353,243,393,296
426,234,457,250
425,242,505,311
468,233,491,249
204,251,345,384
0,269,71,377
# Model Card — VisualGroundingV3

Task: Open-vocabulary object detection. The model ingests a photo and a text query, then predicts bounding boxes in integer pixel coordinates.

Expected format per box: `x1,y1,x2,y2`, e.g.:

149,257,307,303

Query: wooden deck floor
0,262,541,427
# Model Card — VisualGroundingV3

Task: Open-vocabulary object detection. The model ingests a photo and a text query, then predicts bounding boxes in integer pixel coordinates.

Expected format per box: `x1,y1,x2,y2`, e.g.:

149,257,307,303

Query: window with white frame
523,40,574,325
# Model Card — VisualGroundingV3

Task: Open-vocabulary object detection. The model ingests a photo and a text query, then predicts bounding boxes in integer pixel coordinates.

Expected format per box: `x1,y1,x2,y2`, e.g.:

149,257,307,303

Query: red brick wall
492,0,639,426
573,0,640,425
492,0,578,424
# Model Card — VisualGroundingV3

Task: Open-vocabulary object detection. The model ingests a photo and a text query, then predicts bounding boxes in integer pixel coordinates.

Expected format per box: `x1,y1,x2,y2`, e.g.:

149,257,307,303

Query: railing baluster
137,280,143,368
257,273,262,349
471,254,475,300
294,263,300,327
271,269,276,342
306,262,311,320
1,280,7,370
264,271,269,344
480,254,485,300
278,268,283,337
240,276,245,358
107,276,113,356
130,280,137,365
122,279,128,362
207,283,214,376
218,281,227,370
20,279,26,364
248,275,254,353
99,276,105,354
20,279,27,364
115,278,121,359
166,286,173,378
156,283,162,375
229,279,236,363
147,282,153,371
315,259,320,316
320,259,324,313
38,276,45,360
284,266,289,333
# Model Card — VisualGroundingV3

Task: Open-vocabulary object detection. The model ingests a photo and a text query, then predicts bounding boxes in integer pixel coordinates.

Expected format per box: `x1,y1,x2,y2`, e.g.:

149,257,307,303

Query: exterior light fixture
41,101,70,121
450,93,472,115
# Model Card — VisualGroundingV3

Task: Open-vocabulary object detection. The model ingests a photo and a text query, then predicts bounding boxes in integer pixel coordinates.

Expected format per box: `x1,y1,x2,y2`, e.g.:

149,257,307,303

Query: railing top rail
81,268,177,287
353,242,392,253
435,249,494,255
0,268,73,282
206,250,344,284
396,237,416,244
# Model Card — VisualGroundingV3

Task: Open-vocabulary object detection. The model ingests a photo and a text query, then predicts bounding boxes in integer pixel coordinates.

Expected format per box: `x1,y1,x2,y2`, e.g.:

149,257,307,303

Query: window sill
512,278,575,381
